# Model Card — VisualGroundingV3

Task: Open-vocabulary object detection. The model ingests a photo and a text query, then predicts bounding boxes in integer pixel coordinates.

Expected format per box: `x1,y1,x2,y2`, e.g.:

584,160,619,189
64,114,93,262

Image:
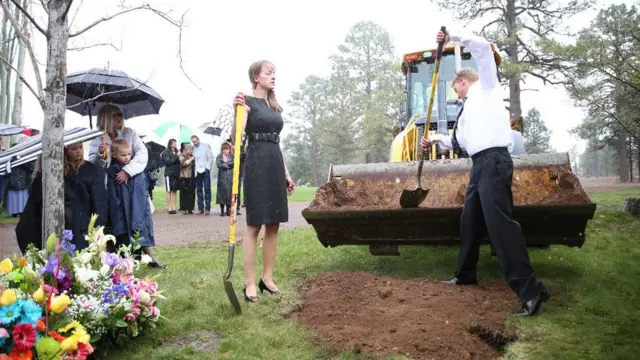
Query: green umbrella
153,121,195,144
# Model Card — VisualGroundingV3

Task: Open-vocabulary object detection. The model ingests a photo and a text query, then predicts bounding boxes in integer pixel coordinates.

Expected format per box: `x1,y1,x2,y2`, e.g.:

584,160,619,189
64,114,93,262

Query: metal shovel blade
223,245,242,314
400,187,430,208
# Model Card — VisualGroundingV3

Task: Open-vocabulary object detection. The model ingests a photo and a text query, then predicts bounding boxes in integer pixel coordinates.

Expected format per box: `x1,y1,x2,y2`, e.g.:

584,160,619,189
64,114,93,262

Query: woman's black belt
249,133,280,144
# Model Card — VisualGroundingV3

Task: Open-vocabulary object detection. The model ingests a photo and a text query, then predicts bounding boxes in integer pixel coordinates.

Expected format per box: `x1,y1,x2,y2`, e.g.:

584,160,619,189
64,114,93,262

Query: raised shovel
400,25,447,208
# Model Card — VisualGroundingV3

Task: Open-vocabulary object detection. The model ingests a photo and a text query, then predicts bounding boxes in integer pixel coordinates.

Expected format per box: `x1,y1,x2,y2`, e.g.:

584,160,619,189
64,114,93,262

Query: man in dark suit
422,28,549,316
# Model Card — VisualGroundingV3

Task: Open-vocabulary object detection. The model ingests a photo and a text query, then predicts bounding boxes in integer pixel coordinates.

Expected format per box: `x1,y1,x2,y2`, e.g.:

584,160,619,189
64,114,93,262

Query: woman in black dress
232,60,295,302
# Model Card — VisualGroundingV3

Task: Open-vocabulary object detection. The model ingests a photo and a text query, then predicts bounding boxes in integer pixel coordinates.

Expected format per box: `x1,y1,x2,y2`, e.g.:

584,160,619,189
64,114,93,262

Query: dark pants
455,147,547,304
195,169,211,211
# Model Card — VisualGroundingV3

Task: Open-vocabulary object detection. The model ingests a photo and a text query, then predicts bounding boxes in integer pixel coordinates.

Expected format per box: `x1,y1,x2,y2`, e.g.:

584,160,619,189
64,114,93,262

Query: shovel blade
399,187,430,208
223,245,242,314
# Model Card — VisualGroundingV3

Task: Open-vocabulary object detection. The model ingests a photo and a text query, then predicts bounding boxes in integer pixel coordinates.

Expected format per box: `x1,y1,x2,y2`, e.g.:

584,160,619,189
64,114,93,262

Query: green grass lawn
104,187,640,360
151,186,318,212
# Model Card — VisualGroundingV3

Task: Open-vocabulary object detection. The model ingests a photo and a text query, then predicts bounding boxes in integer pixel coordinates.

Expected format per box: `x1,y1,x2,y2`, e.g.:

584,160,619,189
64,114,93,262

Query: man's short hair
191,135,199,141
452,67,479,85
111,139,131,154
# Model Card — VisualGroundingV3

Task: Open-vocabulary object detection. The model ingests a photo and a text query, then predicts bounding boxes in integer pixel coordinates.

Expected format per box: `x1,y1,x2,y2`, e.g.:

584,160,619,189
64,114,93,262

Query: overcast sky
16,0,635,153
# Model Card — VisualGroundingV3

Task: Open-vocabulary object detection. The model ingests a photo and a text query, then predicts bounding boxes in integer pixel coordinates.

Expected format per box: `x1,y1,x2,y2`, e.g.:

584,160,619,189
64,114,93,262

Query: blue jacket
106,160,155,247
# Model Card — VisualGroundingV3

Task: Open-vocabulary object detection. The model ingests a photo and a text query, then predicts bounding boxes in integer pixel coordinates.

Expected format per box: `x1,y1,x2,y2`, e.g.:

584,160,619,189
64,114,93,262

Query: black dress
243,96,288,226
215,154,233,205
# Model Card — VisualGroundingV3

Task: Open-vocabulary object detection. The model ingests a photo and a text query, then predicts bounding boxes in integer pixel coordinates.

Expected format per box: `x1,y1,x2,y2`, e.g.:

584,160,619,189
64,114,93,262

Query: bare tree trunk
41,0,70,246
11,0,27,126
505,0,522,120
617,135,630,183
0,12,11,123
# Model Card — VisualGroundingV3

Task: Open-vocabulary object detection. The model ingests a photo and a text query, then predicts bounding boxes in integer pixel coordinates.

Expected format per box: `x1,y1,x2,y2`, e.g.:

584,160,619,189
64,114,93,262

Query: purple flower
103,284,128,305
103,252,121,268
38,254,66,281
63,230,73,241
57,269,72,293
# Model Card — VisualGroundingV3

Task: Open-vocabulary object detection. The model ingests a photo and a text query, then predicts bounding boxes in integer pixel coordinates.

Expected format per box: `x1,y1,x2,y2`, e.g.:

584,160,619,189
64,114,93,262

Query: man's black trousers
455,147,547,303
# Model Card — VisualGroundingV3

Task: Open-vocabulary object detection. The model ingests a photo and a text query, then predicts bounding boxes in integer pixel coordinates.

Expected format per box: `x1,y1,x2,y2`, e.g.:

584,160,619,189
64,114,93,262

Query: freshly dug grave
295,271,519,360
308,165,592,210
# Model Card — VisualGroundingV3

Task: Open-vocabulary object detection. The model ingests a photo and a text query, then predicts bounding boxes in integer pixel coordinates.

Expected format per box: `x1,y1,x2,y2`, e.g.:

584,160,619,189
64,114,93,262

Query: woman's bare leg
262,223,280,291
165,191,171,211
243,225,262,297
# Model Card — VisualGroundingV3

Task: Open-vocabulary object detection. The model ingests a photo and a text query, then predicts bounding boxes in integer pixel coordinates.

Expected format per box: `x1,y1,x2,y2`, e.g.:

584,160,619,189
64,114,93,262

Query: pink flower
123,307,140,322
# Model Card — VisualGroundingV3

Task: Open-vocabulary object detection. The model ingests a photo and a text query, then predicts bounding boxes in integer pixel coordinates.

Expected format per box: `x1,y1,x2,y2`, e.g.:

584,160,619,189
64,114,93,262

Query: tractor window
409,55,479,121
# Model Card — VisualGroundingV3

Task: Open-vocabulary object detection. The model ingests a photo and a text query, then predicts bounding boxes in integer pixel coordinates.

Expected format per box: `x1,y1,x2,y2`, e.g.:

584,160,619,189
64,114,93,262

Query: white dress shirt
431,30,513,157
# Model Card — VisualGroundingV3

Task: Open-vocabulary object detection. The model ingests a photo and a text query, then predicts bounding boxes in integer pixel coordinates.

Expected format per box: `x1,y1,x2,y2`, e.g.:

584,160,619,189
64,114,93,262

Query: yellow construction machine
302,37,597,256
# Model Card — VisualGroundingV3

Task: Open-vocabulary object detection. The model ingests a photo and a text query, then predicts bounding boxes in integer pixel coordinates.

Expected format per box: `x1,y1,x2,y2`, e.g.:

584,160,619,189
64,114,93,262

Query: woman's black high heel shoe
243,287,258,302
259,278,281,295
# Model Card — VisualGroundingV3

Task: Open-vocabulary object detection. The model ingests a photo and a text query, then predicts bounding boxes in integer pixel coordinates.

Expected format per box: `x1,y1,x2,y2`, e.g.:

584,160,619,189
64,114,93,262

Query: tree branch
0,0,44,104
0,54,41,102
69,4,152,37
68,42,120,51
62,0,73,19
69,3,201,91
9,0,48,36
68,0,84,29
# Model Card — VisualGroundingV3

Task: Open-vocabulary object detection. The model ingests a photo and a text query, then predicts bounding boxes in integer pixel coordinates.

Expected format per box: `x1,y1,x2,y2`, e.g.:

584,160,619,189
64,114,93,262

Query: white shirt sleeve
449,29,498,90
428,134,453,150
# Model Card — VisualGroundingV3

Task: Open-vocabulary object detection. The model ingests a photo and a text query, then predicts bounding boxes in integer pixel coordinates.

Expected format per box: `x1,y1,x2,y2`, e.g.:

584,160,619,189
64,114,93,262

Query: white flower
138,290,151,304
99,264,111,276
73,264,100,285
78,252,93,265
140,254,153,265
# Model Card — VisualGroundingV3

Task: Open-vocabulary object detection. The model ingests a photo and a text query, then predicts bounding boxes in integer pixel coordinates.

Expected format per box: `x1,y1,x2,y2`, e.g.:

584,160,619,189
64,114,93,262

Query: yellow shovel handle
229,102,244,244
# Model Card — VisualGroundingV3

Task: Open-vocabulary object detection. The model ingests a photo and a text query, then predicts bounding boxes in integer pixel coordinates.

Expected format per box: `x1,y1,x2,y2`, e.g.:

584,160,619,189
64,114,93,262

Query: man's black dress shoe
518,291,550,316
442,277,478,285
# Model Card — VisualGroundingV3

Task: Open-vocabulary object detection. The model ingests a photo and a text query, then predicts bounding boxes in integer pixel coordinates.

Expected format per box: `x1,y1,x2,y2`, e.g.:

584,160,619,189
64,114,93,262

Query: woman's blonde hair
248,60,282,112
96,104,124,133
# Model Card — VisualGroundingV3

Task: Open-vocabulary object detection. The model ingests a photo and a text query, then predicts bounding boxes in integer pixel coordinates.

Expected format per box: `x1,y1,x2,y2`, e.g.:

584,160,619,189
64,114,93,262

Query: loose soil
309,165,592,210
295,271,519,360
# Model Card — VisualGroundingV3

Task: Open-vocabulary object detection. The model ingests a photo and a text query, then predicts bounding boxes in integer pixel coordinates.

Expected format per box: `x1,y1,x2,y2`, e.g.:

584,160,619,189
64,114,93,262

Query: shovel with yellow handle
223,101,244,314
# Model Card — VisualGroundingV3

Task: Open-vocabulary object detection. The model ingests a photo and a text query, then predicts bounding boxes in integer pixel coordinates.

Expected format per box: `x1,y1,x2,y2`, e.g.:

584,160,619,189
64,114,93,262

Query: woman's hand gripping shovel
400,25,447,208
223,103,244,315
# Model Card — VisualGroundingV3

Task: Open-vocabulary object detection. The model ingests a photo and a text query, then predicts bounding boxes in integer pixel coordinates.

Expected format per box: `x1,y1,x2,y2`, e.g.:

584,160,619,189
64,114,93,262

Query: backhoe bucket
302,152,597,256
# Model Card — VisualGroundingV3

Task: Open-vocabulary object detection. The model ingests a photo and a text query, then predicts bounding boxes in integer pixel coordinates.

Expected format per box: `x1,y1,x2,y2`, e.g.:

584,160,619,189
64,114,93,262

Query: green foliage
523,107,553,153
283,21,404,180
546,3,640,181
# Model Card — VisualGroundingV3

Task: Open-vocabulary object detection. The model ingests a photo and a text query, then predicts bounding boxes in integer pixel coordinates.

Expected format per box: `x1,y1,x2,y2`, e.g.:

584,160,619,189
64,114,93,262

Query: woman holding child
88,104,165,269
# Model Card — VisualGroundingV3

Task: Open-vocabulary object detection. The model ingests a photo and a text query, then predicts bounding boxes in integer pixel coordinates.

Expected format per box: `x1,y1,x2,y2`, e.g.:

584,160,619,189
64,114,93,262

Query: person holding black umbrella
88,104,149,182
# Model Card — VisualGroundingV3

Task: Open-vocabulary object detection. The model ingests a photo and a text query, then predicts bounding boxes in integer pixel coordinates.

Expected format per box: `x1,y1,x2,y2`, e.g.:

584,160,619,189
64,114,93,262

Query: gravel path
0,202,311,258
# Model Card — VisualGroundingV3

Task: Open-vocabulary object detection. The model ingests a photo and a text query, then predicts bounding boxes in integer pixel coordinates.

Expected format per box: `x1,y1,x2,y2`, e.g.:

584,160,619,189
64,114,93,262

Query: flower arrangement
0,214,165,359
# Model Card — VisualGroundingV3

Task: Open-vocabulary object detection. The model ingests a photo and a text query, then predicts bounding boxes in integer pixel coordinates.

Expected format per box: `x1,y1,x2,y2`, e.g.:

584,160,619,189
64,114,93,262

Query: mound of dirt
308,165,591,210
295,271,519,360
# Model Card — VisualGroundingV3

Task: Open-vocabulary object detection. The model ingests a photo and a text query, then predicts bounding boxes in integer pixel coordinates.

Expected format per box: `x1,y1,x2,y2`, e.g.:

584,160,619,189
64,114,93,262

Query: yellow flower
0,289,16,306
33,287,45,304
0,259,13,273
50,294,71,314
59,321,91,352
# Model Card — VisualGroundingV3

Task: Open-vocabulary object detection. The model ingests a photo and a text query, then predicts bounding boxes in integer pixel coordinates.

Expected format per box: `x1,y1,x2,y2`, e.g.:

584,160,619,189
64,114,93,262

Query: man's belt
249,133,279,144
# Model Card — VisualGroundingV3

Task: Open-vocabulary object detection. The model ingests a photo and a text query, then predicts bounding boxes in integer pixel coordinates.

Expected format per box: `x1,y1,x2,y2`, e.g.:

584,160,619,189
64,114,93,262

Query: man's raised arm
448,30,498,90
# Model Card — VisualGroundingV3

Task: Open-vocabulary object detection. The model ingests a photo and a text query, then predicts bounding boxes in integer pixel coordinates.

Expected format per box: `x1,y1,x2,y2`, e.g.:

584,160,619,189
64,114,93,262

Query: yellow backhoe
301,38,597,256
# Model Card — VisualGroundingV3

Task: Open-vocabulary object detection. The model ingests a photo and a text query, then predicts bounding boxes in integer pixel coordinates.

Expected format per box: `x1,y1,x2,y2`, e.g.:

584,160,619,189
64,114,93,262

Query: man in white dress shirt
422,29,549,316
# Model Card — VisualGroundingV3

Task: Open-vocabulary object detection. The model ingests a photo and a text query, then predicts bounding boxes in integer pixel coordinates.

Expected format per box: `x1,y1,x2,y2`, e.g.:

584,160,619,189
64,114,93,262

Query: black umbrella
145,140,166,154
66,68,165,127
203,127,223,136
